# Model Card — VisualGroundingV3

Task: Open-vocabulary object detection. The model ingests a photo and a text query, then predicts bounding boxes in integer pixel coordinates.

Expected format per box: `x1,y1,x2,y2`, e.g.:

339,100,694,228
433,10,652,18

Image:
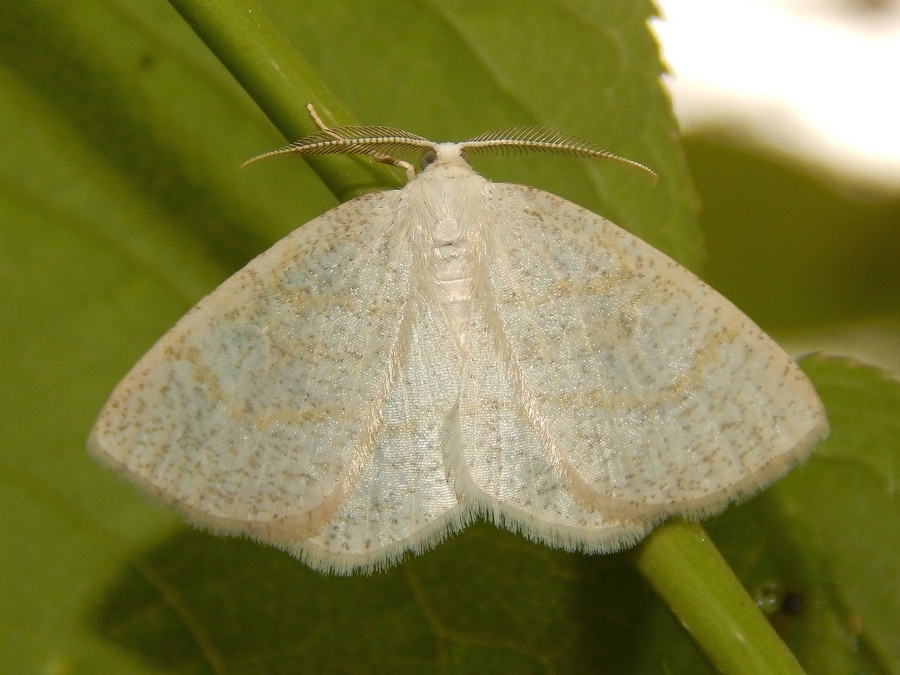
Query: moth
89,109,828,574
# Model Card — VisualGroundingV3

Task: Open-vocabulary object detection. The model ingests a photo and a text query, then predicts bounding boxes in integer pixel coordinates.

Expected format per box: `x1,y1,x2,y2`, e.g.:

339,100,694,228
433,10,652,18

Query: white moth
89,111,828,574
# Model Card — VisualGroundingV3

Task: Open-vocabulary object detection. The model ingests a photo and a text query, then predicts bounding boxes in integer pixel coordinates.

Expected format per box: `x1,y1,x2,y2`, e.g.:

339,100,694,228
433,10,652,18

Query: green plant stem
164,1,806,672
634,520,806,674
166,0,404,201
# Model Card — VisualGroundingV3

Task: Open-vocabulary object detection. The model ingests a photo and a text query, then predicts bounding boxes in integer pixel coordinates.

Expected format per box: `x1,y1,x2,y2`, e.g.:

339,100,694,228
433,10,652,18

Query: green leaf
771,357,899,671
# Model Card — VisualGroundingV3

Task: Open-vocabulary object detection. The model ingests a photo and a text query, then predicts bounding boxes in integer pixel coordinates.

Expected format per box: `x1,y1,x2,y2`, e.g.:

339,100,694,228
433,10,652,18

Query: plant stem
635,520,806,674
166,0,403,201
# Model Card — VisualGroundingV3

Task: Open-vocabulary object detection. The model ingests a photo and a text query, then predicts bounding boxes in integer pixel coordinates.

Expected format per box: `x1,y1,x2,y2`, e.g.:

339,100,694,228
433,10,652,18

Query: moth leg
304,102,417,180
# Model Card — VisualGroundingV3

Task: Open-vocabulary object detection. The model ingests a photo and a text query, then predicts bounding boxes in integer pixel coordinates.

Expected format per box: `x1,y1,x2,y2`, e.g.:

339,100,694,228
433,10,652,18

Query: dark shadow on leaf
684,133,900,335
89,520,680,674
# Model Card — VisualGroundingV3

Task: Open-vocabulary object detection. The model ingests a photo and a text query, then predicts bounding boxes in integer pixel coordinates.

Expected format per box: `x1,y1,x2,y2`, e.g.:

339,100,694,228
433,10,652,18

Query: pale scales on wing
88,111,828,574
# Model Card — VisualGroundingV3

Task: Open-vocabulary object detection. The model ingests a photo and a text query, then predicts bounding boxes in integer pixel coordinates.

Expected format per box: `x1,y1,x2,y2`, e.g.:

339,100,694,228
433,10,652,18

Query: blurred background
656,0,900,372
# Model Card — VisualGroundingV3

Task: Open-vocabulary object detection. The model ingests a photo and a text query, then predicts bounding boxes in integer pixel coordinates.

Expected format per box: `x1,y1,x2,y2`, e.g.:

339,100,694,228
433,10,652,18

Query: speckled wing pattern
456,184,827,551
89,167,828,575
89,190,466,572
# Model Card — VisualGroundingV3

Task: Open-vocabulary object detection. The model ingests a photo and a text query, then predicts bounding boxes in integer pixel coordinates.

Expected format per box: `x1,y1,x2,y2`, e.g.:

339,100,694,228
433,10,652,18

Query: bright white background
654,0,900,189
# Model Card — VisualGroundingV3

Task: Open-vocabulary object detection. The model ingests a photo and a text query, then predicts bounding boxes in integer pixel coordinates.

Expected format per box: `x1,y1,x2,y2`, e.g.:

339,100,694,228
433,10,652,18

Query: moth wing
293,293,467,573
89,191,462,573
458,184,827,551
